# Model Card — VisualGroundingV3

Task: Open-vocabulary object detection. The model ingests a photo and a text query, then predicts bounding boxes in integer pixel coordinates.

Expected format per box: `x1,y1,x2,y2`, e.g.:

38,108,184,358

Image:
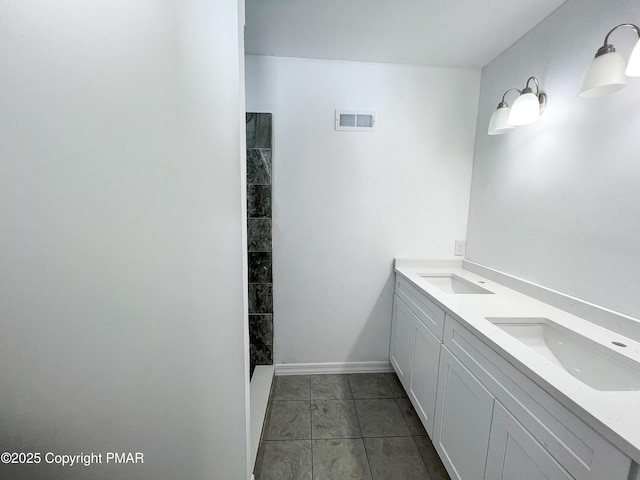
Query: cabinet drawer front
444,318,631,480
396,276,445,339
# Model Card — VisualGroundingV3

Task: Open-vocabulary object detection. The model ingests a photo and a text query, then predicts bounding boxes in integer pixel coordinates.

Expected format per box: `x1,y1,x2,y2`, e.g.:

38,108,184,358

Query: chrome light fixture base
488,78,546,135
508,77,546,127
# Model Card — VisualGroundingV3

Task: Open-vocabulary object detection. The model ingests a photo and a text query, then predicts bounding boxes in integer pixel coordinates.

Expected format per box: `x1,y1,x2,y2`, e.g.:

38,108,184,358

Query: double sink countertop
395,258,640,464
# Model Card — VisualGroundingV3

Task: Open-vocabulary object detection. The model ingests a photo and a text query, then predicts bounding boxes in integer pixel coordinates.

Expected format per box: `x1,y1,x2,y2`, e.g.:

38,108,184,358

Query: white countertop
395,259,640,464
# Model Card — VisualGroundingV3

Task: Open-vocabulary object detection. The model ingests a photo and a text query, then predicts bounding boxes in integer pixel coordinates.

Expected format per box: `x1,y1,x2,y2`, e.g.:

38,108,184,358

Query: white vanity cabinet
443,316,631,480
390,271,635,480
433,345,494,480
391,277,445,434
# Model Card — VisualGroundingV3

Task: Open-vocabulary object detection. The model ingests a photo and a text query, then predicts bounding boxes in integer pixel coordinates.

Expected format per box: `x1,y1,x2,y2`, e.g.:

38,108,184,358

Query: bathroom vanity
391,259,640,480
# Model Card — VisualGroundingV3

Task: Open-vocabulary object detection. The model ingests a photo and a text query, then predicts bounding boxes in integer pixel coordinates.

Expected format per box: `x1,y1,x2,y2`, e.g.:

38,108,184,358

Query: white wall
467,0,640,321
0,2,249,479
246,56,480,364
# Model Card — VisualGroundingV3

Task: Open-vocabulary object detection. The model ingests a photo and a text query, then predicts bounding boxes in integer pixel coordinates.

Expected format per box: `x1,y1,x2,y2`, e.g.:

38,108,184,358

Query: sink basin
487,317,640,391
420,274,493,295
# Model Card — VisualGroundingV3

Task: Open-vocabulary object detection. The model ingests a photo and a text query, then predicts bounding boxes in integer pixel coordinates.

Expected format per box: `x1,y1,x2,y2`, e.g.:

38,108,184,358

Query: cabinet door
390,295,416,389
409,319,441,437
434,346,494,480
485,401,573,480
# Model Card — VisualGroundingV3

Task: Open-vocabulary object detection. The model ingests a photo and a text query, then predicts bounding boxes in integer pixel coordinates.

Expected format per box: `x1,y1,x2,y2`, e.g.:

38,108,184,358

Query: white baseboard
274,361,393,376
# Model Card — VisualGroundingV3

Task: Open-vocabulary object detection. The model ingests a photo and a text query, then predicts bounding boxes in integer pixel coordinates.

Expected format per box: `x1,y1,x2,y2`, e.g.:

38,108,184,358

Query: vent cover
335,110,376,131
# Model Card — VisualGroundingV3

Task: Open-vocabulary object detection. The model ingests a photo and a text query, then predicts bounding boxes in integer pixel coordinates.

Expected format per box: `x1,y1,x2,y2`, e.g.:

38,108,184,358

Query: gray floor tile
348,373,394,399
364,437,430,480
312,439,372,480
265,400,311,440
311,399,361,439
255,440,312,480
354,399,411,437
384,372,409,398
396,398,427,436
311,374,352,399
256,373,450,480
413,436,451,480
273,375,310,400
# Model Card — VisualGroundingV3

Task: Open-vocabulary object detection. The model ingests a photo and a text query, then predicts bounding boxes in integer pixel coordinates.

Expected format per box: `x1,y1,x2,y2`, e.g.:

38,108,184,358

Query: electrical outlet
454,240,466,256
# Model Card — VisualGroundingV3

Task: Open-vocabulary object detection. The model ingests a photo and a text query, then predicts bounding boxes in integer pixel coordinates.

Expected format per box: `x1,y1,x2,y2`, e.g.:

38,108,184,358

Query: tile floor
254,373,451,480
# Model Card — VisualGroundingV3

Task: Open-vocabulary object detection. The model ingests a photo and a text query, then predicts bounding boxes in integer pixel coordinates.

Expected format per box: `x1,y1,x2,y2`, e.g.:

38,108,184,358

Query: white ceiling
245,0,568,68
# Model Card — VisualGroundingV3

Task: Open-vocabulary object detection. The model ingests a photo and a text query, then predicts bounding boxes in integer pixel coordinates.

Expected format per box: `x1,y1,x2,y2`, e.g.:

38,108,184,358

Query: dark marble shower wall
247,113,273,377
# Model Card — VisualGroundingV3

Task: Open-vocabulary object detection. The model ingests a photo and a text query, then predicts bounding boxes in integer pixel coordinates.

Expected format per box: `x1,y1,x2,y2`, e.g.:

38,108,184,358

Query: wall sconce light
488,88,519,135
488,77,547,135
509,77,547,126
578,23,640,98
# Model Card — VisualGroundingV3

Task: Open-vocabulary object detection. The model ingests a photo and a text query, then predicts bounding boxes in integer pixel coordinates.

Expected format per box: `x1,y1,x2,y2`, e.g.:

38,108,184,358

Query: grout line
395,396,413,433
262,433,421,442
348,375,375,479
261,438,312,443
352,396,399,400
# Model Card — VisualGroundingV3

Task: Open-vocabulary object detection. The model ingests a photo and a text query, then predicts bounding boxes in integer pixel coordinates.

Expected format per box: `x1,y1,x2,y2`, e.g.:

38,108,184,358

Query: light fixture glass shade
626,38,640,76
488,106,514,135
507,92,540,126
578,51,627,98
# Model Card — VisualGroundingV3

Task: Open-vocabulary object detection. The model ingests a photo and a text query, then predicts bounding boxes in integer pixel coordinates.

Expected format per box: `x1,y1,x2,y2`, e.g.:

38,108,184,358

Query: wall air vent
335,110,376,132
